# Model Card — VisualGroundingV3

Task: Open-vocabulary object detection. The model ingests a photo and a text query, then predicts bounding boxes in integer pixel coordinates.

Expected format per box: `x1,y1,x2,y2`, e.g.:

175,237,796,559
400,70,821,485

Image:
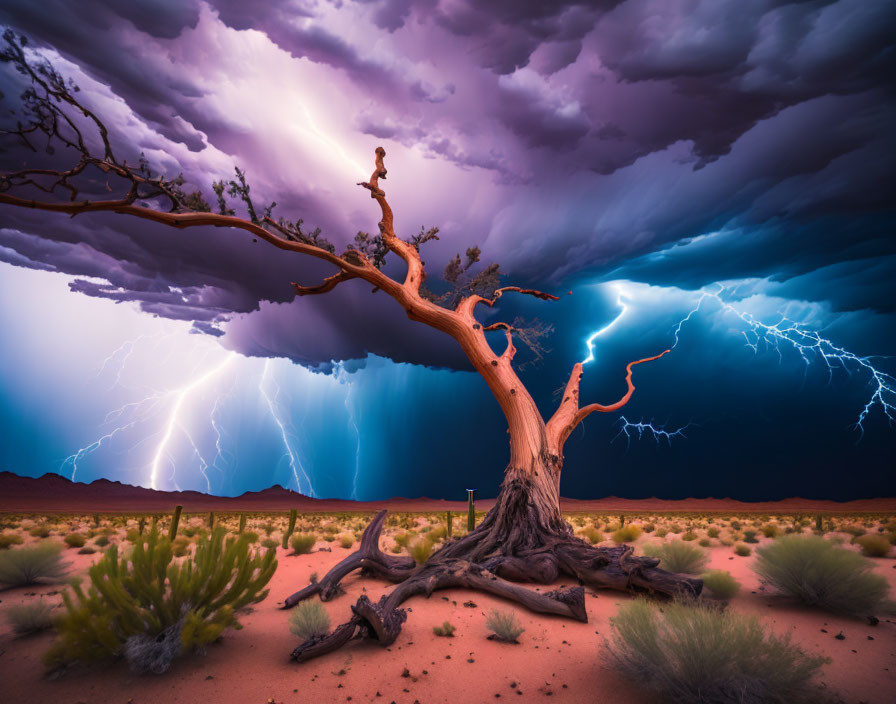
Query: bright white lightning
299,105,368,178
148,354,235,490
582,288,628,364
259,359,315,497
673,284,896,438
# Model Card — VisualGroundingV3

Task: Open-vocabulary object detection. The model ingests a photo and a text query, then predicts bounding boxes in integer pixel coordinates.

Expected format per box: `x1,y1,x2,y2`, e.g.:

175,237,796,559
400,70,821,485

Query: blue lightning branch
673,284,896,438
613,416,693,447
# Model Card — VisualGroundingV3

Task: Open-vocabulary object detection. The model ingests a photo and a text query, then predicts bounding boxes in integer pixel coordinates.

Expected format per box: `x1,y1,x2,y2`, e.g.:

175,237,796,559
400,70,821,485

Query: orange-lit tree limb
546,350,672,456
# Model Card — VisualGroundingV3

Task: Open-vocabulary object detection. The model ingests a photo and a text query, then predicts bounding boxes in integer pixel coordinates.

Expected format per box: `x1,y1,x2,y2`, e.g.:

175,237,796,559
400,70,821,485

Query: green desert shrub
393,531,413,548
172,536,191,557
485,609,524,643
681,531,698,542
6,600,55,635
64,533,86,549
606,599,829,704
0,533,24,549
701,570,741,600
642,541,708,574
853,534,891,558
261,538,279,549
288,600,330,641
45,526,276,673
93,535,110,548
580,526,603,544
698,538,712,547
0,543,69,588
432,620,455,637
407,537,434,564
734,543,751,556
742,530,759,544
290,533,316,555
613,525,643,544
761,524,779,538
29,524,51,538
339,534,354,549
78,546,96,555
655,528,669,538
241,530,259,544
754,535,891,618
706,527,720,538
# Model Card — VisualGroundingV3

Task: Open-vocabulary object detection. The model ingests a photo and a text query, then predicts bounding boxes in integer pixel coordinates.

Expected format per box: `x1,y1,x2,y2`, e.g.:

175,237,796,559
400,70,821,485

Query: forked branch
546,350,671,453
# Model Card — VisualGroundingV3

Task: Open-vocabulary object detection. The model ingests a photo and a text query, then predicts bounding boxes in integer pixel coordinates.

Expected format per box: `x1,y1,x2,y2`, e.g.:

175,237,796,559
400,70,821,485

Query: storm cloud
0,0,893,373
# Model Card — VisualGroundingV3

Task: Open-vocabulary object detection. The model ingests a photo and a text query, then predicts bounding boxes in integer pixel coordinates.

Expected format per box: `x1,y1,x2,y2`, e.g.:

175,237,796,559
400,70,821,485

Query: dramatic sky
0,0,894,501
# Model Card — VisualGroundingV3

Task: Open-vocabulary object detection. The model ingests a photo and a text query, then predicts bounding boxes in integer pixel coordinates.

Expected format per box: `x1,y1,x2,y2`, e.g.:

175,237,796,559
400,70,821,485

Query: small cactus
282,509,298,549
168,505,183,541
467,490,475,532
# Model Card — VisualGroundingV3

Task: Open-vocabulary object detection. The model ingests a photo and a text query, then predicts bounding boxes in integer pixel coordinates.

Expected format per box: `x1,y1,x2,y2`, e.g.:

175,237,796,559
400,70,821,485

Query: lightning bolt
148,354,235,490
672,284,896,438
582,287,628,365
613,416,692,447
259,359,315,497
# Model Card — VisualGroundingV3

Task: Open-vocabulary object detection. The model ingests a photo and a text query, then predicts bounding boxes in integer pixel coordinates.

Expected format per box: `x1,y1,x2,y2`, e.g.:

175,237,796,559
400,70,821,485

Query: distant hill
1,471,893,514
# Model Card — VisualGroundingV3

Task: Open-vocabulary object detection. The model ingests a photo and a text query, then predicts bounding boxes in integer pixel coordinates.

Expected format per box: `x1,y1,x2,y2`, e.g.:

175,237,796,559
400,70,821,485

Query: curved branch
357,146,427,293
456,286,559,320
483,321,516,361
546,349,671,453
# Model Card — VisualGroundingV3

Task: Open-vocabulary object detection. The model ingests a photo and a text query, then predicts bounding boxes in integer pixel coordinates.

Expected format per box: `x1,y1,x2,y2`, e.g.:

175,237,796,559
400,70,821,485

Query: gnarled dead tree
0,31,700,664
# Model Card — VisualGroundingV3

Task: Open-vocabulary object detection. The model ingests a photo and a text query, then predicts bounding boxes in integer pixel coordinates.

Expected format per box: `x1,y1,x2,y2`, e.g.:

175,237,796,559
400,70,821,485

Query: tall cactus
815,514,823,532
138,516,146,535
282,508,298,549
467,490,475,532
238,513,247,534
208,511,215,531
446,511,453,539
169,505,183,541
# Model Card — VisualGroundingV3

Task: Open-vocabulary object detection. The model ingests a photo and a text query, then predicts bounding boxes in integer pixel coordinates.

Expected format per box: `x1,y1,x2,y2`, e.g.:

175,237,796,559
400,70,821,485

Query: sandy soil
0,519,894,704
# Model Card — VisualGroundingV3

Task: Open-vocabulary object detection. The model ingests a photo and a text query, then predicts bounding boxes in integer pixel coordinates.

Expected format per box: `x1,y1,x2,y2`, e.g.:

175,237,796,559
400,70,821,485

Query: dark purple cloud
0,0,893,371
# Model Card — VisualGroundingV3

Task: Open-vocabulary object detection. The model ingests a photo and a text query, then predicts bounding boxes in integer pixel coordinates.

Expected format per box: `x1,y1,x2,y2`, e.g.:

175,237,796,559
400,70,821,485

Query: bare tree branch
546,350,671,454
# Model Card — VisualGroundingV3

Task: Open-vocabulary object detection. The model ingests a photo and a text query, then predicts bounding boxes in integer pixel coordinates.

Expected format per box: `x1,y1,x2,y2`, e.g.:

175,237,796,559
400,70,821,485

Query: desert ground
0,504,894,704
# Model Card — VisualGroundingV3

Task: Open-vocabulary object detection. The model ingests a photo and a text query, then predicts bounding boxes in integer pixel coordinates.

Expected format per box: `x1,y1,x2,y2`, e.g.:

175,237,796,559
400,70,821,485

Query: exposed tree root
283,508,702,663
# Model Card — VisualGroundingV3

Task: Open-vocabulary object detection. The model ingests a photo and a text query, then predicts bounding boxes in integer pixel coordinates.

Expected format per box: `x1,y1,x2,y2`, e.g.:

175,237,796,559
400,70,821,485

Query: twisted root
284,509,701,663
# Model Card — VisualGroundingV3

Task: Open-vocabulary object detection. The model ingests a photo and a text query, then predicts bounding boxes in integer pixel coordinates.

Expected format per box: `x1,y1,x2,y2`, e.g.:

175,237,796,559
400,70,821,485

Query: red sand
2,471,894,514
1,522,895,703
1,474,895,703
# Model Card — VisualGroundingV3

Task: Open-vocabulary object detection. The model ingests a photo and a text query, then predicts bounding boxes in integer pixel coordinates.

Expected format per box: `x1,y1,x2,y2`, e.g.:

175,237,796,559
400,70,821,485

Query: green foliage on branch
45,526,277,674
